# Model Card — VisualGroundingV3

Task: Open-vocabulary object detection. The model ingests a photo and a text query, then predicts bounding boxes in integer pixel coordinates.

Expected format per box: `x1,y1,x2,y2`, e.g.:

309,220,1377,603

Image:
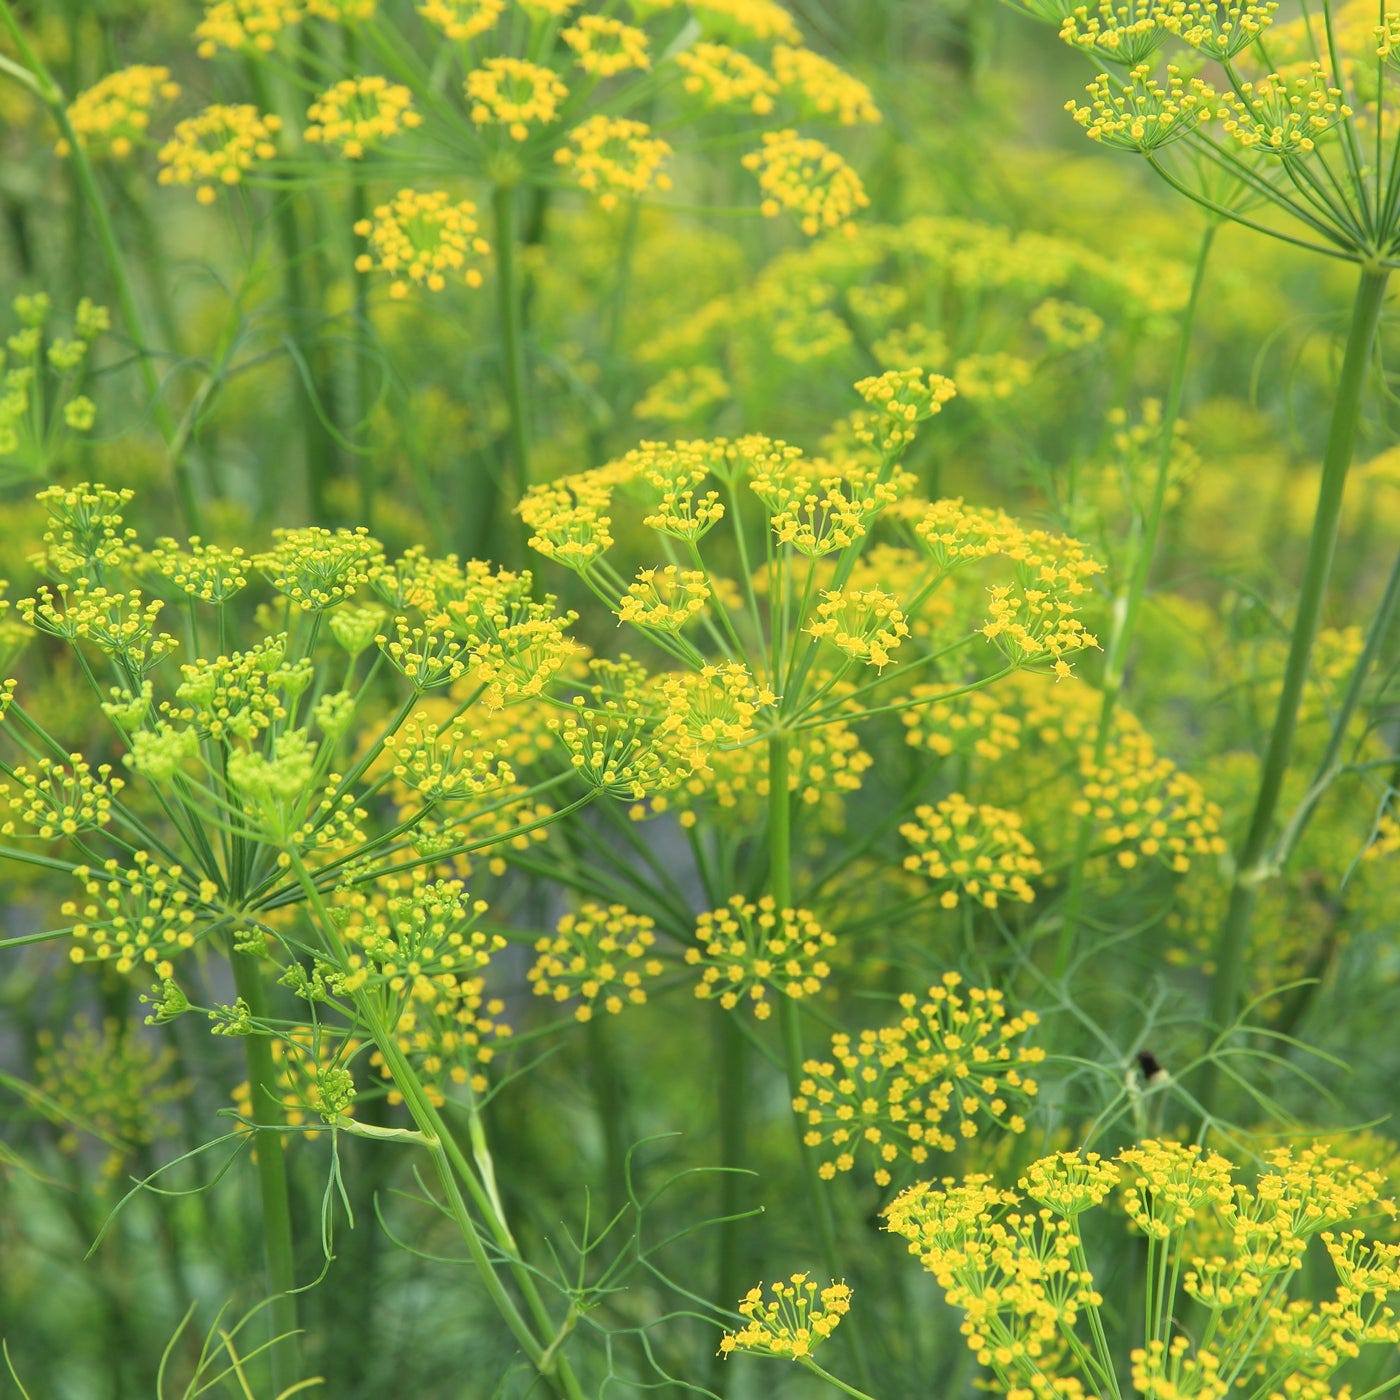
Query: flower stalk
1205,263,1390,1093
1054,218,1218,976
228,944,302,1393
0,0,202,531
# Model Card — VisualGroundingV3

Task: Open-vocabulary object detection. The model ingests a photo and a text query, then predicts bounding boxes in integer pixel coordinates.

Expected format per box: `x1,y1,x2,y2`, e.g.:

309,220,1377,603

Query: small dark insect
1134,1050,1168,1086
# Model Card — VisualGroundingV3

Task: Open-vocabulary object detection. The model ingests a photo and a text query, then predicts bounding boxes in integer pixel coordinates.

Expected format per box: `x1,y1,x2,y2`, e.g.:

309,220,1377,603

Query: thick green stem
493,181,532,557
0,5,201,531
229,948,301,1393
1053,220,1217,976
1204,264,1390,1102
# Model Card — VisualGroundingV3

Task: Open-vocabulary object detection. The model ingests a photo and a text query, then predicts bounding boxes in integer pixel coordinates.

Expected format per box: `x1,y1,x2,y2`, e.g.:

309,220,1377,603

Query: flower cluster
1220,65,1351,155
34,1016,186,1177
58,65,181,159
742,129,870,237
466,57,569,142
304,76,422,158
899,795,1042,909
554,116,673,211
685,895,836,1020
718,1274,852,1360
1073,728,1227,872
157,103,283,204
885,1139,1400,1399
561,16,652,78
527,903,665,1020
353,190,493,299
194,0,303,58
327,878,510,1103
1,754,124,841
794,975,1042,1185
63,854,221,980
1067,64,1217,152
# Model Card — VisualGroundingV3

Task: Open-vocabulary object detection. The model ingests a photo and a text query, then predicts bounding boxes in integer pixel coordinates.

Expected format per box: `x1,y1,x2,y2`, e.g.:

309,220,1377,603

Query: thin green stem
228,947,301,1393
244,61,338,521
797,1357,881,1400
711,1008,749,1397
283,852,588,1399
768,733,874,1392
1204,263,1390,1113
493,181,532,560
0,4,201,531
1274,539,1400,871
1052,220,1217,974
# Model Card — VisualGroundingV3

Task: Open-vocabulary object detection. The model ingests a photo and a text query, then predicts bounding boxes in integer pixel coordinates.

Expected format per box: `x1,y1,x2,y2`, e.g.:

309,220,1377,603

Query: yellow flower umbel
331,877,510,1104
719,1274,852,1360
527,902,664,1020
794,974,1042,1185
417,0,503,41
674,42,779,113
465,57,569,142
1219,64,1352,154
1072,728,1227,872
57,66,181,159
1,754,124,841
195,0,303,58
1059,0,1172,65
353,190,492,298
1067,64,1218,152
805,587,909,671
685,895,835,1020
561,15,651,78
157,103,283,204
64,854,220,979
770,44,879,125
617,565,710,632
1161,0,1277,59
887,1138,1400,1400
35,1015,187,1181
554,116,673,211
742,128,869,236
304,76,423,159
900,795,1042,909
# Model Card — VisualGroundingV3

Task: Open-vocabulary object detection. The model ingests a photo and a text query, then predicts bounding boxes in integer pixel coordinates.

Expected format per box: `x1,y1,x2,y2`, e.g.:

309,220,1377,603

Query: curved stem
283,852,588,1399
1203,263,1390,1112
229,946,301,1392
1053,219,1218,975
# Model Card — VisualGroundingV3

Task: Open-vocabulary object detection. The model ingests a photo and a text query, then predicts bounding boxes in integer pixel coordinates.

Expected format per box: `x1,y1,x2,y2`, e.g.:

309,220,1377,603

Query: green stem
1274,539,1400,872
0,5,201,531
711,1009,749,1397
1053,219,1218,976
798,1356,881,1400
228,947,301,1393
283,854,588,1399
584,1016,627,1223
768,733,874,1393
493,181,532,557
244,62,338,522
1204,263,1390,1103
